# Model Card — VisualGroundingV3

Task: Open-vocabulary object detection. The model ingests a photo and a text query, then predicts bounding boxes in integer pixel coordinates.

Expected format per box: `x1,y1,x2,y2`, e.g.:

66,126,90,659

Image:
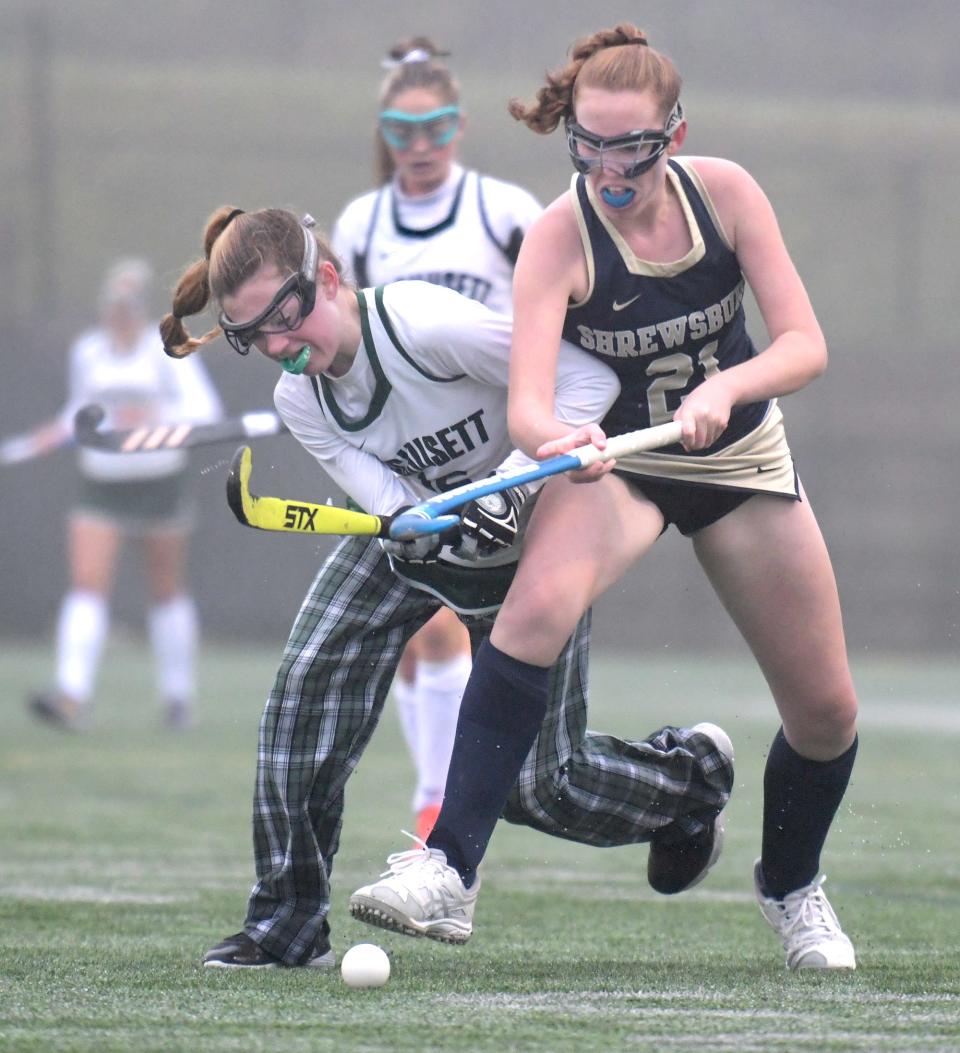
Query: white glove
382,532,445,564
381,508,458,564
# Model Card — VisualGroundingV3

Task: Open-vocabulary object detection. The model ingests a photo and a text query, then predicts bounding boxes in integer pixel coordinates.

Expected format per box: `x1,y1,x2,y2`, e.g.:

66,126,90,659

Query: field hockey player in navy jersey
351,23,859,973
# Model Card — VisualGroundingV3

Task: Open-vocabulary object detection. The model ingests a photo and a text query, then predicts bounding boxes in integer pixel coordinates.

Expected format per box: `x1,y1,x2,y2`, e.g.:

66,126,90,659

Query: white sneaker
349,840,479,944
754,860,857,970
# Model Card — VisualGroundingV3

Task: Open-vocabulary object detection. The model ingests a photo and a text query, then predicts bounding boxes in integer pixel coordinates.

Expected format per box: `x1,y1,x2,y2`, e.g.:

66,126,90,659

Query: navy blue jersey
560,159,768,452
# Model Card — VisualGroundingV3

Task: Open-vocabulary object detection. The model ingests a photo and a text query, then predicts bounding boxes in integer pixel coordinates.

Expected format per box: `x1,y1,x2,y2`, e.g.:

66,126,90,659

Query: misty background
1,0,957,658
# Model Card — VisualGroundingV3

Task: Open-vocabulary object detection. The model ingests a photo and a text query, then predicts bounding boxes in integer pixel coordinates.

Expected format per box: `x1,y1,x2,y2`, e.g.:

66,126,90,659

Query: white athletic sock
393,673,418,766
411,653,472,813
55,590,109,705
149,595,198,706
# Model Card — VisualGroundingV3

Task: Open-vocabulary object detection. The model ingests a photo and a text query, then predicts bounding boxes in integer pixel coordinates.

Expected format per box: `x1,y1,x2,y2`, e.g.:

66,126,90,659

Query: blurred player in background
352,23,861,973
161,205,733,968
28,258,223,730
331,37,543,841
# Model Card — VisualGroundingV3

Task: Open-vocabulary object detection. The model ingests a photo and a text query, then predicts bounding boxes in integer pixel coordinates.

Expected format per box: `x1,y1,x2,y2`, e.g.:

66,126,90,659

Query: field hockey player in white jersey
161,205,734,968
351,24,860,973
27,258,223,731
332,36,543,844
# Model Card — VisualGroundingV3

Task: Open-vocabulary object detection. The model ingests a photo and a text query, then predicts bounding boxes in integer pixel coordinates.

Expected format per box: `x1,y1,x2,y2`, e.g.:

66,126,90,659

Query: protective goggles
566,101,683,180
219,215,318,356
379,105,461,150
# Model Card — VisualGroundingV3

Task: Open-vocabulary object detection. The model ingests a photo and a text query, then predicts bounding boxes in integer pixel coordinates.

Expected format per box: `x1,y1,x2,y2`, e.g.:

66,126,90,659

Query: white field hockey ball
340,943,390,988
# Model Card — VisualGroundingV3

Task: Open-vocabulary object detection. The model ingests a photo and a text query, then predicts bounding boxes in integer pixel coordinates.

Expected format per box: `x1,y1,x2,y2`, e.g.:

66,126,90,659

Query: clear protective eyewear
566,101,683,180
219,215,319,356
379,105,461,150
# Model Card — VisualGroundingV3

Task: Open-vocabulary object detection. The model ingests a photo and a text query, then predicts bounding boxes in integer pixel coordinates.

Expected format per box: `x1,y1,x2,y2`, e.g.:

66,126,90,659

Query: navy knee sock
760,727,858,899
427,639,550,887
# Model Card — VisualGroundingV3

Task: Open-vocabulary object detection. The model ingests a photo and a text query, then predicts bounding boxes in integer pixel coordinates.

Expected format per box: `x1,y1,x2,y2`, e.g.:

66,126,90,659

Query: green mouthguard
280,346,311,375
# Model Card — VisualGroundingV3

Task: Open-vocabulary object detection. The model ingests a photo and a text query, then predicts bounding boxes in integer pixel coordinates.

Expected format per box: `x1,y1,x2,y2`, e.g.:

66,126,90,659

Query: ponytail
160,206,244,358
509,23,679,134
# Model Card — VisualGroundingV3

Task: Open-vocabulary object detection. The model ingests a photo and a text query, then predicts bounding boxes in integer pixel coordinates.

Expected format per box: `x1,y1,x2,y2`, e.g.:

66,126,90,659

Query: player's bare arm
510,194,610,479
689,158,827,402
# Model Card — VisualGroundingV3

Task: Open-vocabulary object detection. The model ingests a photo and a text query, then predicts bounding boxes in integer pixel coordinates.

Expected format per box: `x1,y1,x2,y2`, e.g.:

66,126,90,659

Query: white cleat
349,839,479,944
754,860,857,970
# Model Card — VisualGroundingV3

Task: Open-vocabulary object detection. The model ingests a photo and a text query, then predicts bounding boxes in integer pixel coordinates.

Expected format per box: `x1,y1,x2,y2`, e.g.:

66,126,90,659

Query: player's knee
495,581,581,660
784,686,858,757
414,609,468,658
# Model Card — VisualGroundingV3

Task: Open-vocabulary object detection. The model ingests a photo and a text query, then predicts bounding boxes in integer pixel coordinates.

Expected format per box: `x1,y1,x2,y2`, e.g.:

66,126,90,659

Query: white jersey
331,164,541,316
62,324,223,482
273,281,619,518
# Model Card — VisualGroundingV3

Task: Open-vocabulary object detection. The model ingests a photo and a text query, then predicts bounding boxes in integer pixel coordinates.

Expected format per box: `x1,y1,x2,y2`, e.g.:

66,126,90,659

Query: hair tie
382,47,429,69
621,38,648,47
205,207,245,260
381,45,451,70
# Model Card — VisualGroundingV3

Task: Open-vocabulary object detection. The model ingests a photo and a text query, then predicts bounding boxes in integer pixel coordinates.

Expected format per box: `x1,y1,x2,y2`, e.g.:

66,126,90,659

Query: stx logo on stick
284,504,319,531
227,445,388,539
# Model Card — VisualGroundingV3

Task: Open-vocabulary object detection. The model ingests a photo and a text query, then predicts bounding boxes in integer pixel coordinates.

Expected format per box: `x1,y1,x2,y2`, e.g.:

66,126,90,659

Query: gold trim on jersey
614,401,798,497
575,168,706,281
672,158,735,253
569,173,596,309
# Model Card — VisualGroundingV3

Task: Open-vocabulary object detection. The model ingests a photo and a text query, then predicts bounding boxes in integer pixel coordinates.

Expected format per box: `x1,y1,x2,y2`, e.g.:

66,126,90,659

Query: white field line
0,883,182,904
0,857,242,880
437,992,960,1053
0,858,243,900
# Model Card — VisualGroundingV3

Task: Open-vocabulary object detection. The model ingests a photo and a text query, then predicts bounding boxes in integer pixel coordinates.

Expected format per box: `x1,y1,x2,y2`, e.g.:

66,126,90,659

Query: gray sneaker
754,861,857,970
203,931,335,969
647,722,733,894
349,843,479,944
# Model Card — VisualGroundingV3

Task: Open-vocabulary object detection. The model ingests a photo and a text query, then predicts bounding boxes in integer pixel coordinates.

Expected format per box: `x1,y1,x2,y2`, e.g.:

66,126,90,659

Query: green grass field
1,640,958,1052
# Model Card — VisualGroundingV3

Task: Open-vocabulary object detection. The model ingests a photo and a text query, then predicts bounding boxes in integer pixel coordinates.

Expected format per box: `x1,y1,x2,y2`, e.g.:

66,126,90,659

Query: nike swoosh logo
612,294,642,311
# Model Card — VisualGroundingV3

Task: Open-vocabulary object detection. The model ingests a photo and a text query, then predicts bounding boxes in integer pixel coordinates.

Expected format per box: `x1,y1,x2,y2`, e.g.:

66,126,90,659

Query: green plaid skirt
242,536,733,964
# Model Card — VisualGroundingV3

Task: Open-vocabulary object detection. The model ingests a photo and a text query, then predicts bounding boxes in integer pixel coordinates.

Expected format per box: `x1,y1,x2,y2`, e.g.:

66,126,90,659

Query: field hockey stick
389,420,684,540
73,403,288,453
226,445,391,537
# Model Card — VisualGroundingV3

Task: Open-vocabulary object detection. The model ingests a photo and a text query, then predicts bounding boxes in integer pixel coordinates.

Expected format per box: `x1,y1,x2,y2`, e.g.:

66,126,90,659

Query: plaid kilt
243,536,732,964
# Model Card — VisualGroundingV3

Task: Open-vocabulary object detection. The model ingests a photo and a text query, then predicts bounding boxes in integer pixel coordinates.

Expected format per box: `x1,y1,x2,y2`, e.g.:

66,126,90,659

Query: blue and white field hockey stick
389,419,684,541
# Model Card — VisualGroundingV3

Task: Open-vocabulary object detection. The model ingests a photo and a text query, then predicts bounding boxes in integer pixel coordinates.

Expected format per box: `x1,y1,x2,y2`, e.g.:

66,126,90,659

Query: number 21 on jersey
644,340,720,425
